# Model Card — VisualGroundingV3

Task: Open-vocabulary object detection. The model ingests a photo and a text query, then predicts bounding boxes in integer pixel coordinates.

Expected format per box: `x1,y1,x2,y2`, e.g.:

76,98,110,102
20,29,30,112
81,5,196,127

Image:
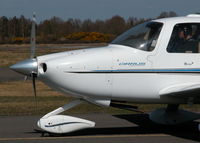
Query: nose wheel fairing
37,100,95,134
38,115,95,134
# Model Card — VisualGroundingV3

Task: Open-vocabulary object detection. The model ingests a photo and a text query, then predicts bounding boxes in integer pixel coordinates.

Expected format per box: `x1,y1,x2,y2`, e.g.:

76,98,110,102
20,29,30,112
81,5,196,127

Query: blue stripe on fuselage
92,68,200,73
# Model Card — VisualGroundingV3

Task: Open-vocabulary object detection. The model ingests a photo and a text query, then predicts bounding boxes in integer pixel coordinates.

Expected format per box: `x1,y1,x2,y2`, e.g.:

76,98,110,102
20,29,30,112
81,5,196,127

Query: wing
159,83,200,101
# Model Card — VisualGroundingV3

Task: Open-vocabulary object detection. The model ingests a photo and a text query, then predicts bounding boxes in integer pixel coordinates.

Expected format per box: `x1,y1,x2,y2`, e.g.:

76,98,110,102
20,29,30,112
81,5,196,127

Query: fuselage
35,15,200,104
36,45,200,104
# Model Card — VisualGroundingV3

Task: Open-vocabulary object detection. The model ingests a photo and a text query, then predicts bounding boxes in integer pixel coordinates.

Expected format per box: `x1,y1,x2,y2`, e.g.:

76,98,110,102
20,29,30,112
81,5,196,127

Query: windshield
111,22,163,51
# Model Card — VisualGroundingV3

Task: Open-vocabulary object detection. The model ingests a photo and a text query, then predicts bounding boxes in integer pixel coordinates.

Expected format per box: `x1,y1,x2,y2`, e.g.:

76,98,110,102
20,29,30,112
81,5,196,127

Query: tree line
0,11,177,44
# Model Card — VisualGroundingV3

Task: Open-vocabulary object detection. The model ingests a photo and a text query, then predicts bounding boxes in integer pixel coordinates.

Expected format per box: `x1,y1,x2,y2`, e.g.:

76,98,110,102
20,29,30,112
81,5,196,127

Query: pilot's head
178,25,192,39
178,28,185,39
182,26,192,37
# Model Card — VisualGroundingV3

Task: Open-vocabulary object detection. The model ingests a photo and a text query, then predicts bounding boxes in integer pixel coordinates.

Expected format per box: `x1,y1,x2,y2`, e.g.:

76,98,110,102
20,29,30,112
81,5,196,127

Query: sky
0,0,200,22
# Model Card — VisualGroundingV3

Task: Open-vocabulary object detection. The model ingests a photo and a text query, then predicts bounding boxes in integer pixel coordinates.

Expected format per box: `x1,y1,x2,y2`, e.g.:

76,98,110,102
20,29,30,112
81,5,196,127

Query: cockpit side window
167,23,200,53
111,22,163,52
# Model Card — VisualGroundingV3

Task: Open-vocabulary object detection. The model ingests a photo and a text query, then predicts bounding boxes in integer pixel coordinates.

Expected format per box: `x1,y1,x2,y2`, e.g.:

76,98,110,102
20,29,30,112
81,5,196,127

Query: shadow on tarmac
29,114,200,142
115,114,200,142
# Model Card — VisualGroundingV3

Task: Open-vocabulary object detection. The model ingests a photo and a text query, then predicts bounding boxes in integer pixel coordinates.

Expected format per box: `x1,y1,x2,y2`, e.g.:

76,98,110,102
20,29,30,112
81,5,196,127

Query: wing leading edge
159,83,200,101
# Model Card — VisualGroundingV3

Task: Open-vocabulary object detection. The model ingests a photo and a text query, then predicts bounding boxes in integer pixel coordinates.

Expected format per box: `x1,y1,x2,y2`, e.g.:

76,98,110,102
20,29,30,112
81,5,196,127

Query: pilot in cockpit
169,25,197,53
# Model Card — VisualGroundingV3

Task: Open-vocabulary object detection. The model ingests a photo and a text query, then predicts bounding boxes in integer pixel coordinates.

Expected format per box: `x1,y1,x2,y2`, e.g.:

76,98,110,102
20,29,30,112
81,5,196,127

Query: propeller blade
32,73,38,112
30,12,36,58
32,73,37,99
32,74,37,98
30,13,38,112
24,76,28,81
31,73,37,109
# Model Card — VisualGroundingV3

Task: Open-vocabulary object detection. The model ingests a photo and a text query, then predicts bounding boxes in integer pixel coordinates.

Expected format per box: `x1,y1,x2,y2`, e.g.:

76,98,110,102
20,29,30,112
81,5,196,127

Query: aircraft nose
10,59,38,76
37,120,41,128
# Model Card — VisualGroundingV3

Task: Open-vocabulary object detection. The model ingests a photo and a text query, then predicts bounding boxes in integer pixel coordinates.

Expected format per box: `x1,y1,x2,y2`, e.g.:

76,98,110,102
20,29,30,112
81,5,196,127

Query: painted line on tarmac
0,134,168,141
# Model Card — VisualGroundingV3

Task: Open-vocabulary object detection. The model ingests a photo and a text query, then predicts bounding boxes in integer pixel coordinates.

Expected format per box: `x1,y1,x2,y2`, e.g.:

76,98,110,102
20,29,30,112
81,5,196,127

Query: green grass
0,95,134,116
0,43,107,67
1,95,200,116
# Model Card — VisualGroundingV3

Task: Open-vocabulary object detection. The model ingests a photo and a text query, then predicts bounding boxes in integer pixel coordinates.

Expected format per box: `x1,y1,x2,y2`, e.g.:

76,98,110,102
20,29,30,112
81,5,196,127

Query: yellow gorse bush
65,32,114,42
11,37,27,43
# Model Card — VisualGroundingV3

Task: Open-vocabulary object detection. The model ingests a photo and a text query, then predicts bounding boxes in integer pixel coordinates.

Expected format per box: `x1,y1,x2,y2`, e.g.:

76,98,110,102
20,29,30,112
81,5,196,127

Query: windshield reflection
111,22,163,51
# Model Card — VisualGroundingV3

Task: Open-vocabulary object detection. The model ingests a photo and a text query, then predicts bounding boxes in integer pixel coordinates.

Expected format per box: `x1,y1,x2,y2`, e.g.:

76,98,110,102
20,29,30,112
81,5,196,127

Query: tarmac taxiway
0,114,200,143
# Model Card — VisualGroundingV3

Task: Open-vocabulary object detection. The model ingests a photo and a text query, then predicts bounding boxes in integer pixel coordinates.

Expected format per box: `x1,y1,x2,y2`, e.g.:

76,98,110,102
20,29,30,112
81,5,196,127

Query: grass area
0,46,74,67
0,81,133,116
0,95,134,116
1,81,200,116
0,43,107,67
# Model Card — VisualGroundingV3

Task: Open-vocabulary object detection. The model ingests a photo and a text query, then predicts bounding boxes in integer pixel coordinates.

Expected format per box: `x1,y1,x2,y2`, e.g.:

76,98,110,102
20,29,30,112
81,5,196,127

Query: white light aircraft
10,14,200,134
